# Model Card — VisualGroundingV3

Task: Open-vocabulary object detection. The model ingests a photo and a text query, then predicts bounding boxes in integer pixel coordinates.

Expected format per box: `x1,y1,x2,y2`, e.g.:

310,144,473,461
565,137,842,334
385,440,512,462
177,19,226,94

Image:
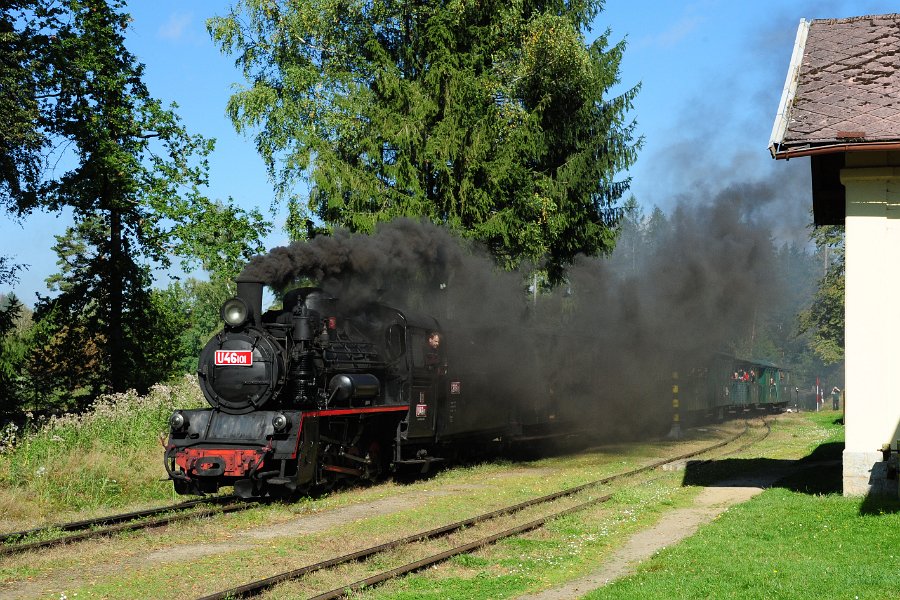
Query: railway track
709,415,772,457
197,420,765,600
0,494,252,556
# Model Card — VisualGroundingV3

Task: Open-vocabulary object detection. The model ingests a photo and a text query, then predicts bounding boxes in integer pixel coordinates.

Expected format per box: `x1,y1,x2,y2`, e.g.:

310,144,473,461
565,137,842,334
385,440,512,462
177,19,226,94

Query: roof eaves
773,140,900,159
769,19,810,159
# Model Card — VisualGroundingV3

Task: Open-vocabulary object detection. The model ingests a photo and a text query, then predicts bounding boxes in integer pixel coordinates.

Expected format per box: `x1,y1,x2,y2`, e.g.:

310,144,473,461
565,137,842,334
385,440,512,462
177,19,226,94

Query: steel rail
687,416,773,468
0,498,250,556
197,422,752,600
0,495,237,545
312,490,615,600
317,420,780,600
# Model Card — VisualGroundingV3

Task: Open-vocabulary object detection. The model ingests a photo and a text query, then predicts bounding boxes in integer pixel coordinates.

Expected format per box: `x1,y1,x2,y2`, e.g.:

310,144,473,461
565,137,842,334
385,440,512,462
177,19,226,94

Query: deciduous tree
0,0,44,212
1,0,48,283
798,225,844,364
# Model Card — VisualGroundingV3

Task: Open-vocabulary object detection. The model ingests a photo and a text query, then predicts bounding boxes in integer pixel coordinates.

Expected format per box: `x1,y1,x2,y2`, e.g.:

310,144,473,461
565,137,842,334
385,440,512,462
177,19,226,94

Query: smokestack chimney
236,275,264,326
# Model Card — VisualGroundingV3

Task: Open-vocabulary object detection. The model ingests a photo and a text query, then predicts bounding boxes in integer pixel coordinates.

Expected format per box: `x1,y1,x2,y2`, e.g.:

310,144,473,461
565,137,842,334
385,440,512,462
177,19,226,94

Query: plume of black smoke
240,176,798,440
239,219,526,322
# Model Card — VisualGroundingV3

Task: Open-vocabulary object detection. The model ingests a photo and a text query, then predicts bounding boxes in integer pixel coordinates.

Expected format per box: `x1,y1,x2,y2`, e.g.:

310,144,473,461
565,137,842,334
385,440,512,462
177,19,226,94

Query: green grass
349,411,899,600
0,374,204,522
589,411,900,600
595,489,900,600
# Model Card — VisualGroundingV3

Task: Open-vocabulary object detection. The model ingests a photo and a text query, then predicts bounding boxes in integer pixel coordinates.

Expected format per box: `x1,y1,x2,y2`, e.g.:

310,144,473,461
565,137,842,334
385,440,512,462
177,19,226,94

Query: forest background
0,0,849,420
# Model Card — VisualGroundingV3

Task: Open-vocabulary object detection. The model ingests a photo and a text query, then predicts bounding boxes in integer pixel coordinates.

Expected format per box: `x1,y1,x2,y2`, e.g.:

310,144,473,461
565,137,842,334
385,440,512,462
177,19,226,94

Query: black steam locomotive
164,277,572,498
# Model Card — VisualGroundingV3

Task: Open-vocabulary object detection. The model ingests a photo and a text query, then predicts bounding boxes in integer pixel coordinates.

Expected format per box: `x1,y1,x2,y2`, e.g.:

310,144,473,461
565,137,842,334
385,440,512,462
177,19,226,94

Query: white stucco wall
841,151,900,496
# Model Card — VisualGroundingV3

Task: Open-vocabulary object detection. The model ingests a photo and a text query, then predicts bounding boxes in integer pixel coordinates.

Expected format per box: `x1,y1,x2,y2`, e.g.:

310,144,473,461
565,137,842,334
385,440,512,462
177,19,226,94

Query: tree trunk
108,207,125,392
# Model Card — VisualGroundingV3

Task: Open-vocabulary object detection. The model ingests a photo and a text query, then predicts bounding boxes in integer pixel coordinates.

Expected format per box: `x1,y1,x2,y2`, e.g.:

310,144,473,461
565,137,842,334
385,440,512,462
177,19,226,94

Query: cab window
410,329,441,369
385,324,406,360
410,329,427,368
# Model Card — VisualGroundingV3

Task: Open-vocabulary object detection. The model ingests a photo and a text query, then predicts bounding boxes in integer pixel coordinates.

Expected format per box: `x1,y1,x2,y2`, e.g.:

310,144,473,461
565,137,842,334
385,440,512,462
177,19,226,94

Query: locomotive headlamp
169,411,187,431
221,297,249,327
272,413,290,433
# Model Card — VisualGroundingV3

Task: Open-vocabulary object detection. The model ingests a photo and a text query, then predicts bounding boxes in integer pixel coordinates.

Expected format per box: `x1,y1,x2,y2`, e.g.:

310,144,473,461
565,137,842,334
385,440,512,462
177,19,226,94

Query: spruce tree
210,0,640,281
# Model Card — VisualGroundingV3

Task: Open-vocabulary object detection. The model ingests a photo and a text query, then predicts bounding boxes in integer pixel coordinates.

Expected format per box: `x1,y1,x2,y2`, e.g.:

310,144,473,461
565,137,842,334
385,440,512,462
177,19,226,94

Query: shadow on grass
859,491,900,515
682,456,842,495
682,440,900,515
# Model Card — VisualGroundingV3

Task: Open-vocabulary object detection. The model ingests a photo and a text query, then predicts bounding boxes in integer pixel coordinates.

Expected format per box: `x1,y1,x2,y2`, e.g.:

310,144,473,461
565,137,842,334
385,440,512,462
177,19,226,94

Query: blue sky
2,0,895,305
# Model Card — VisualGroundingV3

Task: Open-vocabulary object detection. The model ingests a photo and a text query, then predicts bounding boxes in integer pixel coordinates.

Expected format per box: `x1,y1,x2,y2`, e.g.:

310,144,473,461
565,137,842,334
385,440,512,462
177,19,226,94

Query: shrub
0,375,205,516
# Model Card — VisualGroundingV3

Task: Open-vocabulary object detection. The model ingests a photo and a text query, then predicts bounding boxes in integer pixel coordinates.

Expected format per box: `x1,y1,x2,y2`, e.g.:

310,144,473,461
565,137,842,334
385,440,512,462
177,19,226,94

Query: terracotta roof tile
770,14,900,157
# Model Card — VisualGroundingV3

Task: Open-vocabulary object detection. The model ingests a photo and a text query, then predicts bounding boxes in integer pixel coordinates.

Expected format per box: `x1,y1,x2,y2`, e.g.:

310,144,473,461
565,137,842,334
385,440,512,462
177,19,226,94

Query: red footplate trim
175,447,266,478
312,405,410,417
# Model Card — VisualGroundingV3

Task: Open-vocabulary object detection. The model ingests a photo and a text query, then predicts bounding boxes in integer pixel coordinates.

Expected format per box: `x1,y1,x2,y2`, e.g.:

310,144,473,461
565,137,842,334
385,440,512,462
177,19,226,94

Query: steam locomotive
164,277,575,498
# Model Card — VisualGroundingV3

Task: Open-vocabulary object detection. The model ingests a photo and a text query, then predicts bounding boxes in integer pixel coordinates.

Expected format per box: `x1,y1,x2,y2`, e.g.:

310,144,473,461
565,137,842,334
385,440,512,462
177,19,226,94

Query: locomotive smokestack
236,276,264,326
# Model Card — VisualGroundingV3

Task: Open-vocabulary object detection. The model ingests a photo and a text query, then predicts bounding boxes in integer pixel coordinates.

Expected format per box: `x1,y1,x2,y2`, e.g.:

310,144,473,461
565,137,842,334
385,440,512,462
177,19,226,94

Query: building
769,14,900,496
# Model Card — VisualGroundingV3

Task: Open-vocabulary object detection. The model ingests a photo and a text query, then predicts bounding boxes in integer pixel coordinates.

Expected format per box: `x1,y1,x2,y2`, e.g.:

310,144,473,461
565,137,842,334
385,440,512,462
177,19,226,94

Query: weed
0,375,204,521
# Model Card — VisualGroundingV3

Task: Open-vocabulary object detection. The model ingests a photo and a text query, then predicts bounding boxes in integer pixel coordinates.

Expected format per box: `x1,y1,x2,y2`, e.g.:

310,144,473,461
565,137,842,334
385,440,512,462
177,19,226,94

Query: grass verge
591,411,900,600
340,412,899,600
595,487,900,600
0,375,204,525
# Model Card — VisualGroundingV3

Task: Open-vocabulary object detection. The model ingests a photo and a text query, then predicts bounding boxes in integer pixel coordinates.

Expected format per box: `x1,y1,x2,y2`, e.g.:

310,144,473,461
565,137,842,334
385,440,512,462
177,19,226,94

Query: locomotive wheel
318,466,350,492
316,444,348,491
266,484,301,502
173,478,196,496
363,440,384,481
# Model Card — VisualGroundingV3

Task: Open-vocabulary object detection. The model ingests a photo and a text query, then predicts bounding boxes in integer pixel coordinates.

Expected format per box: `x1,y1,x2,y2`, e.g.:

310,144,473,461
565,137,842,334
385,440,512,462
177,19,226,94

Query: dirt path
516,468,798,600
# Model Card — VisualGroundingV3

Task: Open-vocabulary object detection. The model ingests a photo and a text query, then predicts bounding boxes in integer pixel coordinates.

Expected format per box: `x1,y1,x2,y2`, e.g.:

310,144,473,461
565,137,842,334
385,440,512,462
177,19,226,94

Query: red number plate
214,350,253,366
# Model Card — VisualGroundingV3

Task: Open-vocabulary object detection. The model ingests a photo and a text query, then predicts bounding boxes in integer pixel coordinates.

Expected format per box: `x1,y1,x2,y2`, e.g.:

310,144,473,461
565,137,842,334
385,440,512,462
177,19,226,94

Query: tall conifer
0,0,268,404
211,0,640,281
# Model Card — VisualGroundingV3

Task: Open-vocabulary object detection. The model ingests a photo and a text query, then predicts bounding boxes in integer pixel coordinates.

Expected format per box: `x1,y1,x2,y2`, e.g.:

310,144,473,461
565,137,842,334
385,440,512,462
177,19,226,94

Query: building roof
769,14,900,159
